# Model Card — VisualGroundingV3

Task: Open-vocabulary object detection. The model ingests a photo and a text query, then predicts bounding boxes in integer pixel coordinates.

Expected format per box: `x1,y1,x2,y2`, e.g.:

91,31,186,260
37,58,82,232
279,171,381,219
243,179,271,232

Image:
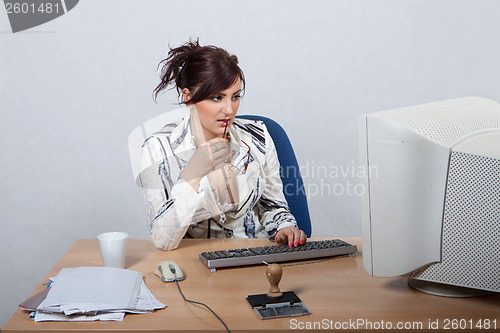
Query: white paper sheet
34,312,125,322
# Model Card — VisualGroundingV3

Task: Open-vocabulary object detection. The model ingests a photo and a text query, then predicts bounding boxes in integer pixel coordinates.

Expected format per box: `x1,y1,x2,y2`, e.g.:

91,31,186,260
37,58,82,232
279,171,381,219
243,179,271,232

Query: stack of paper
22,266,165,322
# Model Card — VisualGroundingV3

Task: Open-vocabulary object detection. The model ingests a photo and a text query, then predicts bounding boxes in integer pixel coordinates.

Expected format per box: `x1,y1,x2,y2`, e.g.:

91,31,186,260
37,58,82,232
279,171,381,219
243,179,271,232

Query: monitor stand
408,278,494,298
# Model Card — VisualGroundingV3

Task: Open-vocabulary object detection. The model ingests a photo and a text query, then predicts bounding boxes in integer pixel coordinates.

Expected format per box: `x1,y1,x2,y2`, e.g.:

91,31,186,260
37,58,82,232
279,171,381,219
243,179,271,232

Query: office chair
236,115,312,237
128,108,312,237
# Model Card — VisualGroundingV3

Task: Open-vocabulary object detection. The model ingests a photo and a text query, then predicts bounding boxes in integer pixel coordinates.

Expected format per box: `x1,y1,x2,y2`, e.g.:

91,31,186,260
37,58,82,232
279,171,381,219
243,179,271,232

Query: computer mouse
154,260,185,282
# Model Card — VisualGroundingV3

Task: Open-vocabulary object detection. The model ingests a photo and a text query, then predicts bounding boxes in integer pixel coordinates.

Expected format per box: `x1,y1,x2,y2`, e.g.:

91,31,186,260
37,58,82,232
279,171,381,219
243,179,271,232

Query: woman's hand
181,138,230,190
275,227,308,248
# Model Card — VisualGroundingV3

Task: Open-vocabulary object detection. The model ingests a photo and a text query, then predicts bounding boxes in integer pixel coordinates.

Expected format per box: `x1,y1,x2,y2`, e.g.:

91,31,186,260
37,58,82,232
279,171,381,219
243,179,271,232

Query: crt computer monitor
358,96,500,297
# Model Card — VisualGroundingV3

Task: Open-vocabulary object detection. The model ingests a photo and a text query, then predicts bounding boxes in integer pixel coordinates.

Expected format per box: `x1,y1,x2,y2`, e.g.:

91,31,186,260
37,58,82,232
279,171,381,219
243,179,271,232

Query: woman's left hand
275,227,308,248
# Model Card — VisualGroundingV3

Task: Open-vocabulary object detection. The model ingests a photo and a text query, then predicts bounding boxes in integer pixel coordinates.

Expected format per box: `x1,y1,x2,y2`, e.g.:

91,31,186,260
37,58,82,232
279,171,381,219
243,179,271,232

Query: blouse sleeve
257,125,298,238
137,136,218,251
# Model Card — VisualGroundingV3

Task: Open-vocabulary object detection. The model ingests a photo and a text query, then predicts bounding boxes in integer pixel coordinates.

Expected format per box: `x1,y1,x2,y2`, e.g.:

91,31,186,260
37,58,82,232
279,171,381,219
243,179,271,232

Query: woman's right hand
181,138,231,190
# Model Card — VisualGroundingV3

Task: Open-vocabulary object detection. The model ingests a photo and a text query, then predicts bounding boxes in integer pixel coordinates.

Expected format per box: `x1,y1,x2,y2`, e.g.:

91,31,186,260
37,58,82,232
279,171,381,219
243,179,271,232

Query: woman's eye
232,95,241,101
211,96,222,102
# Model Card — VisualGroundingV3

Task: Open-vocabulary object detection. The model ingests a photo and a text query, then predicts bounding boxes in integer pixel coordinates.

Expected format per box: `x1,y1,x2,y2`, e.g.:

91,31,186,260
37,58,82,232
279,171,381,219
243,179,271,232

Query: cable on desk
170,265,230,333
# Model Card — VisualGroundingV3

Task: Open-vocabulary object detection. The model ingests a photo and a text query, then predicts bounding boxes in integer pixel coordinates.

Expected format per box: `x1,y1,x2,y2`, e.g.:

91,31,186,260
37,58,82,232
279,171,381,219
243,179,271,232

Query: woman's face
185,79,242,142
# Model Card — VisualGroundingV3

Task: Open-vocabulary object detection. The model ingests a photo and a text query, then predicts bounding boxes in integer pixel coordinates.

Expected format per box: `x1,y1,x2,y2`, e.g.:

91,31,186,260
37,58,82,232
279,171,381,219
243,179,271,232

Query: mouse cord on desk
173,279,231,333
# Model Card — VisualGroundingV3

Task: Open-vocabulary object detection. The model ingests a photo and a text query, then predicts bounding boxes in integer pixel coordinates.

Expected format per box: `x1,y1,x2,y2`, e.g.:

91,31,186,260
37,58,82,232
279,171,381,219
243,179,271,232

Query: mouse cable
174,279,231,333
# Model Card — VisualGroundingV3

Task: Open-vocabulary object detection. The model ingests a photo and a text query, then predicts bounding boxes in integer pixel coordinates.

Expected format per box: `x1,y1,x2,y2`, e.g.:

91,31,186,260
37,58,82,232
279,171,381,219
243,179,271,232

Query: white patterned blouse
138,112,297,251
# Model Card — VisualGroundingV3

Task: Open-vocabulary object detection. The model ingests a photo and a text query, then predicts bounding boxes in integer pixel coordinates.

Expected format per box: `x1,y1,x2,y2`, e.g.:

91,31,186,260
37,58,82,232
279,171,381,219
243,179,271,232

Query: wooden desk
3,238,499,332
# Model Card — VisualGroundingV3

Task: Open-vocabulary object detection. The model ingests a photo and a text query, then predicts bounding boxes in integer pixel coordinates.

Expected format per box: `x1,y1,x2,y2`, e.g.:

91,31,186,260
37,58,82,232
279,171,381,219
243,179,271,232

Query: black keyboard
199,239,357,271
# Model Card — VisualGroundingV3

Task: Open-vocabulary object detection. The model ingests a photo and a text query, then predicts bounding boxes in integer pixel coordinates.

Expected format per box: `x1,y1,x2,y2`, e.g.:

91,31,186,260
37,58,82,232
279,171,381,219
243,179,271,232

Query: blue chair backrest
237,115,312,237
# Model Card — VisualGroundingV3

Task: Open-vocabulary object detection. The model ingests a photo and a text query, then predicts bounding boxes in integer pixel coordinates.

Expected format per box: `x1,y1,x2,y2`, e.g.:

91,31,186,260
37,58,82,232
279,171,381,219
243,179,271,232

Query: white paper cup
97,232,128,268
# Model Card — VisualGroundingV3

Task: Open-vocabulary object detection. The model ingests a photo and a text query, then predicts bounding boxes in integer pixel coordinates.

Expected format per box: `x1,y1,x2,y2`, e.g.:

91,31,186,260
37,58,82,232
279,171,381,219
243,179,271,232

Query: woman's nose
222,99,234,115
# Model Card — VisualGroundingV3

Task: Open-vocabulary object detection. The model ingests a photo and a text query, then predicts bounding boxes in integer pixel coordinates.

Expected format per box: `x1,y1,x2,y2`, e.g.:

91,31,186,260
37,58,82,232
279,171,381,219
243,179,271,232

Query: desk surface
3,238,500,332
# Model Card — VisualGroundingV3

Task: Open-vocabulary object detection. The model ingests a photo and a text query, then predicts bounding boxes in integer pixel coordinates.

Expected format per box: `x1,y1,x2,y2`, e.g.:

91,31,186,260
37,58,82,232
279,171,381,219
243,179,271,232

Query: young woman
138,39,307,251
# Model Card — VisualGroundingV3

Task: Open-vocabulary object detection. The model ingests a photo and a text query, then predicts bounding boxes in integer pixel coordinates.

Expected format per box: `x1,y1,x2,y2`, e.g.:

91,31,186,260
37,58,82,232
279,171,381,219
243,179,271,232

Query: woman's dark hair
153,39,245,104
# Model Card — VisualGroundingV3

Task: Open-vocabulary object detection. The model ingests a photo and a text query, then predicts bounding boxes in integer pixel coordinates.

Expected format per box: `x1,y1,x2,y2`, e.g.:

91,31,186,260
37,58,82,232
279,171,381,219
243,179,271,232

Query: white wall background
1,0,500,327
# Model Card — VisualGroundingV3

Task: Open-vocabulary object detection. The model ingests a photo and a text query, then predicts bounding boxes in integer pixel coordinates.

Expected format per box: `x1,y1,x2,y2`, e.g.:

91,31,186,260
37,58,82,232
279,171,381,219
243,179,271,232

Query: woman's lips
217,119,231,126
